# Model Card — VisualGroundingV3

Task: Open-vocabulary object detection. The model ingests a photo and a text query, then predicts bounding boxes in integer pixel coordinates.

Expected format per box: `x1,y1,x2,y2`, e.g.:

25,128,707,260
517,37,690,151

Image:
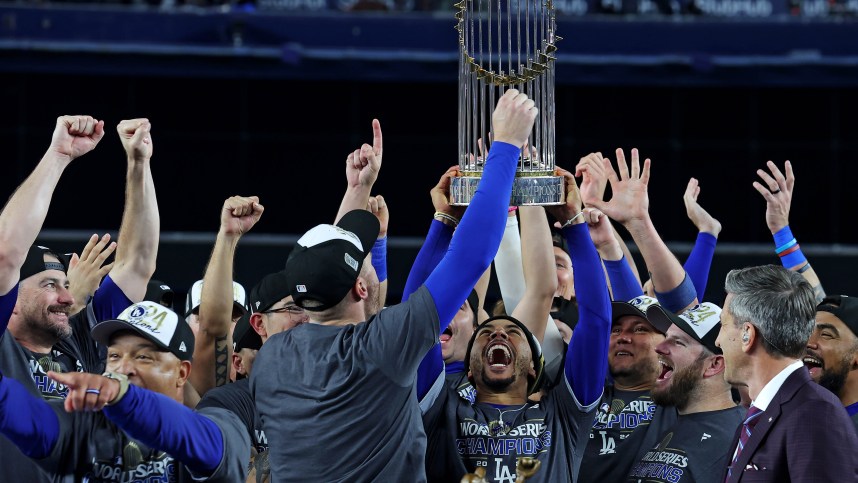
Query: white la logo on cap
179,341,187,352
118,301,179,348
629,295,659,312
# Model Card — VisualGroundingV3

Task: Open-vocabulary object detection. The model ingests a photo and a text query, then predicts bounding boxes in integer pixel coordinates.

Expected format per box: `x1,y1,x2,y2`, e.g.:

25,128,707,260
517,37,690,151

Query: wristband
773,225,794,249
102,372,130,406
775,238,797,254
371,237,388,283
797,262,812,274
778,243,801,257
654,273,698,313
781,249,807,269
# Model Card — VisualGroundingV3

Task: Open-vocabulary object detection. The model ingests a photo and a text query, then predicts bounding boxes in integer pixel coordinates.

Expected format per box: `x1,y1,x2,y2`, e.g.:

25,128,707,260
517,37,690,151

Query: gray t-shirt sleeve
361,285,441,386
192,406,250,483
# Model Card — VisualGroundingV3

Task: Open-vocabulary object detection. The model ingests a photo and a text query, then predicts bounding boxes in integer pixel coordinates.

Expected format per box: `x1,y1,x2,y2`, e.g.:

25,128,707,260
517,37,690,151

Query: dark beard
651,355,706,410
818,355,852,395
480,367,517,391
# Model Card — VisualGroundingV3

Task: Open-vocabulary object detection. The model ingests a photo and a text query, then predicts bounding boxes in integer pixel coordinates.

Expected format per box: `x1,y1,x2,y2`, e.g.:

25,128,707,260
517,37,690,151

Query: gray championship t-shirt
35,402,249,483
578,385,677,483
250,286,440,483
422,373,598,482
0,285,120,483
198,378,269,480
627,406,745,483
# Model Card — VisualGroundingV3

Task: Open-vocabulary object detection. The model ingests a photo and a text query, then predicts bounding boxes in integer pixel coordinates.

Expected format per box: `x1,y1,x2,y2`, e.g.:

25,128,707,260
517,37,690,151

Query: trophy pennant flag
450,0,564,206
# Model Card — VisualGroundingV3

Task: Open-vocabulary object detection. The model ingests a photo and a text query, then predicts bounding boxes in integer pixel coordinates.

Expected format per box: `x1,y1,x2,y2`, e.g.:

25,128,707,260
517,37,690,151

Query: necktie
726,405,763,481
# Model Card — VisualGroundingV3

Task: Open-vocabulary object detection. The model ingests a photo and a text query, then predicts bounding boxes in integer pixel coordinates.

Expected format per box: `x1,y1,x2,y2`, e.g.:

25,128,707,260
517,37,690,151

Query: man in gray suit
716,265,858,483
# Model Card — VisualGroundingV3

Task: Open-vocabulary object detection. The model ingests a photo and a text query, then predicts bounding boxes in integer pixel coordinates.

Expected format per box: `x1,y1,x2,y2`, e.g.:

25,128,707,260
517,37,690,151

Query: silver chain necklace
487,403,529,436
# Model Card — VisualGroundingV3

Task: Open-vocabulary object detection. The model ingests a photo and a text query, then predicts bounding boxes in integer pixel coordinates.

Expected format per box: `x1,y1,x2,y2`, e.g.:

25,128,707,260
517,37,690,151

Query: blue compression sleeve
402,220,453,302
91,275,133,323
0,285,19,335
563,224,612,407
416,344,444,400
425,141,519,331
683,232,717,301
371,237,388,283
103,385,224,475
0,375,59,459
603,257,644,302
654,274,697,313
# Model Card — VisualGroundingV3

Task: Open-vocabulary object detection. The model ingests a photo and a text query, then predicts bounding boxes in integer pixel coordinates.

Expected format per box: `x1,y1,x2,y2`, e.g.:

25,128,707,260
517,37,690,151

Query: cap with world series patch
646,302,723,354
19,245,68,281
285,209,380,311
185,279,248,317
611,295,663,332
91,301,195,361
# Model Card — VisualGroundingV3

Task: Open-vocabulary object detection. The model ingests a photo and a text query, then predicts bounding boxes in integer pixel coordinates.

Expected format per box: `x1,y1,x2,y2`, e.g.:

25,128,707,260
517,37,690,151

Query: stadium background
1,4,856,306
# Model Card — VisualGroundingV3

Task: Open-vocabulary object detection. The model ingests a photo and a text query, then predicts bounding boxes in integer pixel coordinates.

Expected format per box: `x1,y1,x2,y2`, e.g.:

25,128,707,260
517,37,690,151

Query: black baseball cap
464,315,545,395
233,310,262,352
646,303,723,354
612,295,662,331
20,245,67,281
249,271,291,314
145,279,174,309
550,296,579,330
466,289,481,327
286,210,380,311
92,301,195,361
817,295,858,338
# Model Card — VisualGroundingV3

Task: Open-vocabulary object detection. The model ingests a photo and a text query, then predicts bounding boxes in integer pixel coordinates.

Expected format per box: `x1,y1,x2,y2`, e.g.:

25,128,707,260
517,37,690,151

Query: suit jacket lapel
729,368,809,481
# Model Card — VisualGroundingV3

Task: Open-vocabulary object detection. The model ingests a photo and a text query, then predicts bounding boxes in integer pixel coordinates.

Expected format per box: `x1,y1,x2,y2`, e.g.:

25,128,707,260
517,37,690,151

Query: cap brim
611,301,649,324
336,210,380,255
91,319,171,352
645,305,683,335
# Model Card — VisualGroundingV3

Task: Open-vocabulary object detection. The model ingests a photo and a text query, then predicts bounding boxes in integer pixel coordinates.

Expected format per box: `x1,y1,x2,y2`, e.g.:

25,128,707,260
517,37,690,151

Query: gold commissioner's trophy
450,0,564,206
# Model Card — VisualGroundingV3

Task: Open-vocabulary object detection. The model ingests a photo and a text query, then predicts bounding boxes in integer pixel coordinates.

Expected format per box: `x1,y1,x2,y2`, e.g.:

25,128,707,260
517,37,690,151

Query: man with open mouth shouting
805,295,858,432
420,206,613,482
626,303,744,483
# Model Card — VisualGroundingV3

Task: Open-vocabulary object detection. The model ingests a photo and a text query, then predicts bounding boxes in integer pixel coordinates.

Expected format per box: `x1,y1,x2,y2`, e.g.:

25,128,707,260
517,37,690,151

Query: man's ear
352,276,369,302
703,354,726,378
249,313,268,338
232,353,245,377
177,360,192,386
741,323,755,353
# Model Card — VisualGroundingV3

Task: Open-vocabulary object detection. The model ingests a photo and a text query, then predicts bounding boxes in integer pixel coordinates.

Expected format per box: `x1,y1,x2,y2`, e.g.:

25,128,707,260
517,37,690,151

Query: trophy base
450,175,565,206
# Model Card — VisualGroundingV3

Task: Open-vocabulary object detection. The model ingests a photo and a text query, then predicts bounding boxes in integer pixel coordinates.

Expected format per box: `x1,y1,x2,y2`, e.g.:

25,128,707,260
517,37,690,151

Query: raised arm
753,160,825,302
367,195,389,308
66,234,116,316
511,207,557,344
401,167,462,302
585,149,697,313
0,116,104,295
563,209,612,406
424,89,537,330
108,119,158,303
335,119,382,224
191,196,264,398
682,177,721,300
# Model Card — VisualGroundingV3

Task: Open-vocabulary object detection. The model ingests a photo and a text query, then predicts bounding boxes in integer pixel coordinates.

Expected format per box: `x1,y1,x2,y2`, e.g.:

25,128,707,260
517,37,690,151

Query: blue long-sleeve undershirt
0,284,18,336
103,384,224,475
683,232,716,302
0,374,59,459
603,257,644,302
402,220,453,302
417,141,520,400
563,223,612,407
